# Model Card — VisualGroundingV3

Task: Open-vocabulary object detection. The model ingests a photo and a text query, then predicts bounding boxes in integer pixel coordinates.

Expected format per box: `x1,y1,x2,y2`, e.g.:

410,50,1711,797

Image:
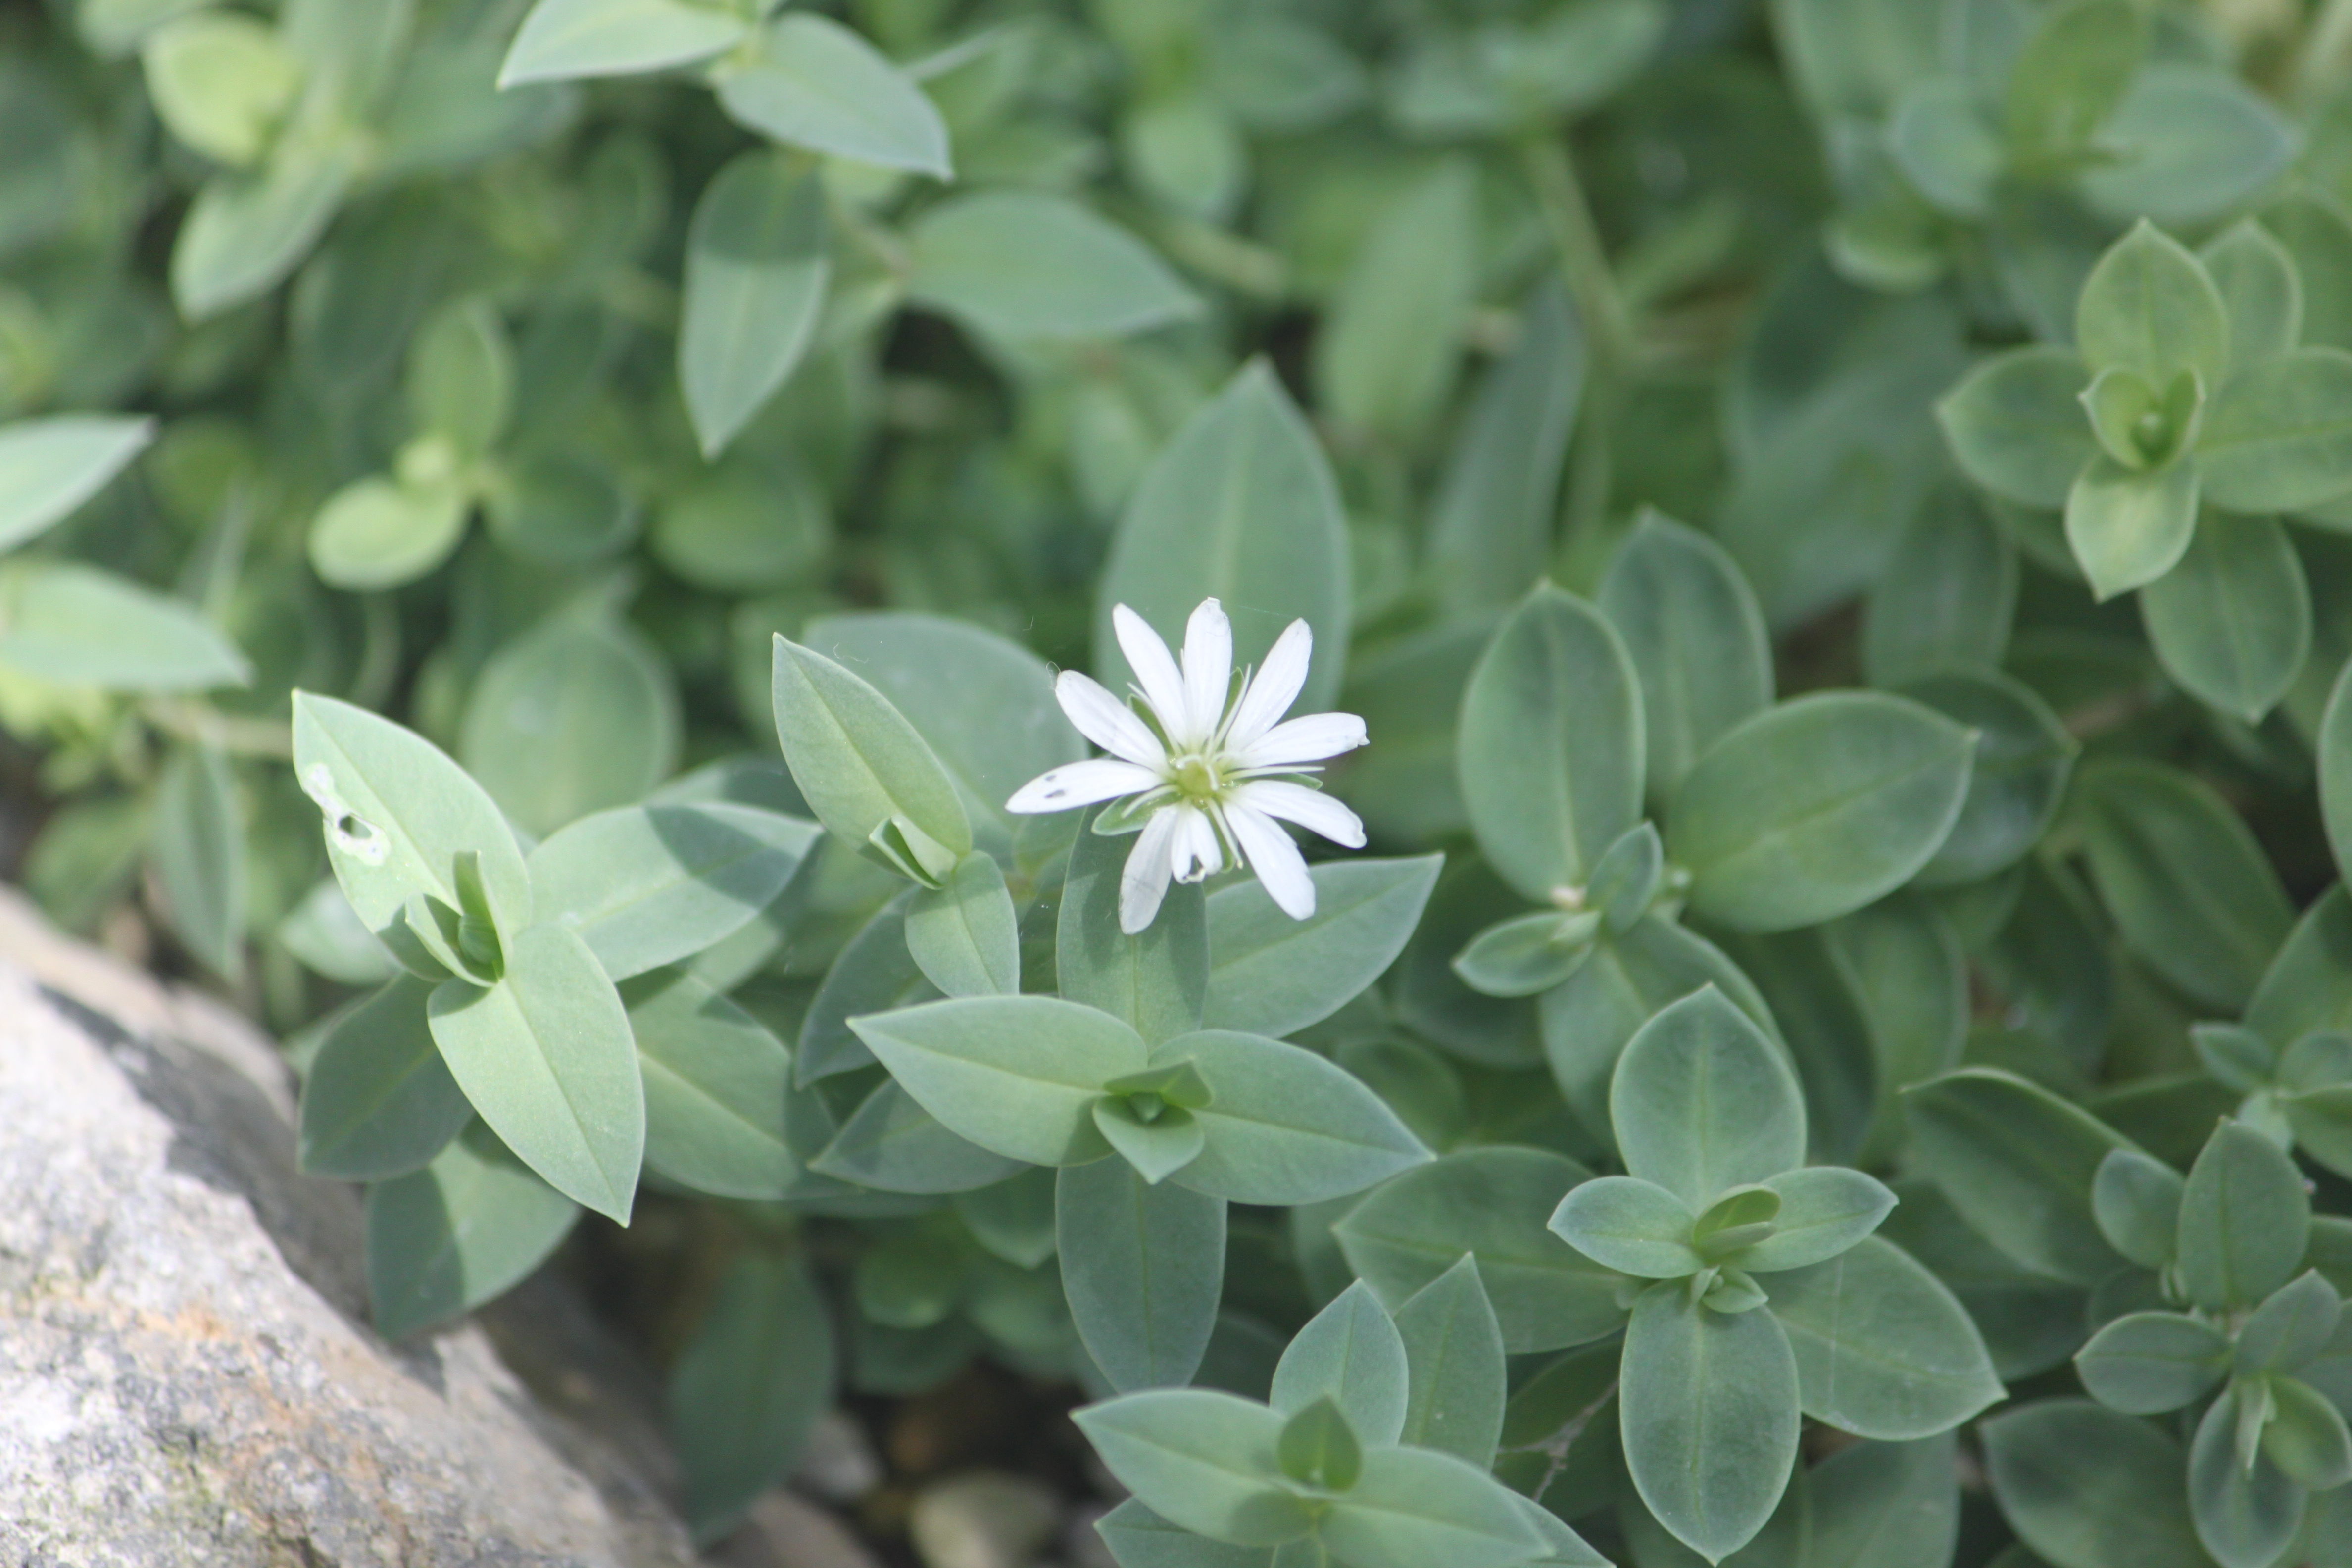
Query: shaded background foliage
15,0,2352,1565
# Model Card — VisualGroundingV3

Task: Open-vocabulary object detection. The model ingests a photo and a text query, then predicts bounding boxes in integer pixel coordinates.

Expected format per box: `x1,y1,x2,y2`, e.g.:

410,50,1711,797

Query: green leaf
2075,1311,2230,1413
528,802,816,982
799,611,1085,855
1598,511,1773,807
0,414,152,550
2321,672,2352,891
1168,1029,1430,1206
1611,985,1804,1208
497,0,746,87
306,473,471,591
1862,485,2018,686
427,923,645,1223
2188,1385,2304,1568
848,994,1146,1166
772,632,972,881
1540,913,1779,1144
2002,0,2144,155
624,968,796,1201
1887,77,2000,218
1334,1147,1625,1354
2063,453,2201,601
299,976,472,1180
905,849,1020,998
1059,1157,1227,1393
797,889,932,1085
0,561,249,693
1204,856,1440,1038
1320,1446,1546,1568
1764,1234,2004,1439
2078,66,2297,227
1092,1500,1271,1568
2092,1148,2185,1270
1061,806,1208,1045
2076,220,2232,386
1074,1390,1313,1547
2073,759,2292,1011
1825,897,1969,1142
292,692,531,941
1669,691,1973,933
1425,279,1584,613
670,1253,836,1542
807,1078,1021,1194
140,11,303,167
908,190,1199,342
170,127,362,319
1936,347,2097,509
2199,347,2352,513
1393,1256,1507,1470
1900,1068,2137,1284
2138,514,2309,722
1271,1281,1408,1446
713,13,951,179
1452,910,1600,1000
1548,1175,1702,1278
2201,219,2303,369
1982,1400,2209,1568
1900,668,2078,887
2263,1374,2352,1490
365,1122,579,1339
1095,361,1351,715
1276,1396,1362,1492
1619,1280,1800,1565
678,151,831,459
1459,585,1645,904
150,741,245,980
2177,1121,2311,1312
1739,1167,1895,1272
1805,1434,1960,1568
407,298,512,461
1312,159,1478,440
459,612,682,840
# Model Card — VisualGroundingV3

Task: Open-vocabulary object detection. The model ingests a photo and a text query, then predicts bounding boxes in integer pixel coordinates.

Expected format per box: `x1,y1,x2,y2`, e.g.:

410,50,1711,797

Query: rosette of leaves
1774,0,2293,304
1543,986,2001,1562
1449,541,1978,1156
127,0,569,319
1081,1267,1605,1568
2074,1123,2352,1568
289,693,819,1313
1939,217,2352,720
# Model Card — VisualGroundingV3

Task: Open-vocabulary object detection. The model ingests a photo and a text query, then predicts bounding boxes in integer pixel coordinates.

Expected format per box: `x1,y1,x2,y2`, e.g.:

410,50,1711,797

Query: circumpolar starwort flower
1007,598,1368,933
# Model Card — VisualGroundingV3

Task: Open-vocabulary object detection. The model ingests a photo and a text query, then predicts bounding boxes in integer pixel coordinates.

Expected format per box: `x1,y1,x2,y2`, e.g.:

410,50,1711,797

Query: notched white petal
1228,803,1316,920
1113,603,1192,743
1237,779,1366,849
1179,598,1233,742
1222,618,1313,748
1006,757,1162,814
1235,711,1368,770
1055,670,1168,768
1119,806,1182,934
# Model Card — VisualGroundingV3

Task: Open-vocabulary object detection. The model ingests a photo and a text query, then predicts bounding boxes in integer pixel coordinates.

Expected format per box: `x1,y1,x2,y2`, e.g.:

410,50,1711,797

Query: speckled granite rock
0,890,697,1568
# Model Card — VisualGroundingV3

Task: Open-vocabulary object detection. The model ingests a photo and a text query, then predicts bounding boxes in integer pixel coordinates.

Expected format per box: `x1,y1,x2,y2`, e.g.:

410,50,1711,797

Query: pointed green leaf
366,1122,580,1339
0,414,153,550
624,968,797,1200
1763,1235,2005,1439
714,13,950,178
679,151,831,459
1059,1157,1226,1393
300,977,473,1180
1270,1281,1409,1446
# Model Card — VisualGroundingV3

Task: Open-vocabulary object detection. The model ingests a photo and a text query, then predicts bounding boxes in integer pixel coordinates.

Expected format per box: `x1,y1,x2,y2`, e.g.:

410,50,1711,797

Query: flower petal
1227,804,1316,920
1224,619,1312,749
1180,598,1234,743
1007,758,1163,814
1055,671,1168,768
1120,806,1182,934
1114,604,1193,744
1235,779,1366,849
1170,802,1224,883
1234,710,1368,770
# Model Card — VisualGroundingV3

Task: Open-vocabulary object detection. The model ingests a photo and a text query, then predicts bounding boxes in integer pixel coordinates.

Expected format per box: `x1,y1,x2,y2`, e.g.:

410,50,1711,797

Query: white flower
1008,598,1369,934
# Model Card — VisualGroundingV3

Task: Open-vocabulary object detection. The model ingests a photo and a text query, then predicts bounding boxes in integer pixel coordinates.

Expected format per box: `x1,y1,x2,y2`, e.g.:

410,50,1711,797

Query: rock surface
0,889,698,1568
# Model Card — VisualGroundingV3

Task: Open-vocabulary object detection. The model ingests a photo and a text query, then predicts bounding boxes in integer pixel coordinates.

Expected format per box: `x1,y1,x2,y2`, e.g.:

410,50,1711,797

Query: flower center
1172,754,1223,802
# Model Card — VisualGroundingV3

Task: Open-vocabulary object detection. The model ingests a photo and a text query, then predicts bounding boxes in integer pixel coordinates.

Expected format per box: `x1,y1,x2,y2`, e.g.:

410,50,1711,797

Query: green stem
2301,0,2352,105
1520,131,1632,563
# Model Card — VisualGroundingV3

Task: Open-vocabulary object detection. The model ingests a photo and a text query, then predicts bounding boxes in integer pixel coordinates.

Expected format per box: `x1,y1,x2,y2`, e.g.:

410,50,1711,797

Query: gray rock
909,1472,1062,1568
0,890,697,1568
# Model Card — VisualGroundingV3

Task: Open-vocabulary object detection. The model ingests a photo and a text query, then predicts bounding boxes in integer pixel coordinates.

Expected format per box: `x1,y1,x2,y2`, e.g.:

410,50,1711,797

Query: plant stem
1521,132,1633,564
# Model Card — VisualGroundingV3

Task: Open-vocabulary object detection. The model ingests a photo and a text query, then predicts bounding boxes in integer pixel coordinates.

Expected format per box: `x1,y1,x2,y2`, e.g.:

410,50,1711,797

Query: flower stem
1520,131,1633,569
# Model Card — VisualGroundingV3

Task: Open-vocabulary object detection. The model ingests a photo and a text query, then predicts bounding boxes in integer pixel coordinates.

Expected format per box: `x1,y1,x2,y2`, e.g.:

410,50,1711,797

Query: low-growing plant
14,0,2352,1565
